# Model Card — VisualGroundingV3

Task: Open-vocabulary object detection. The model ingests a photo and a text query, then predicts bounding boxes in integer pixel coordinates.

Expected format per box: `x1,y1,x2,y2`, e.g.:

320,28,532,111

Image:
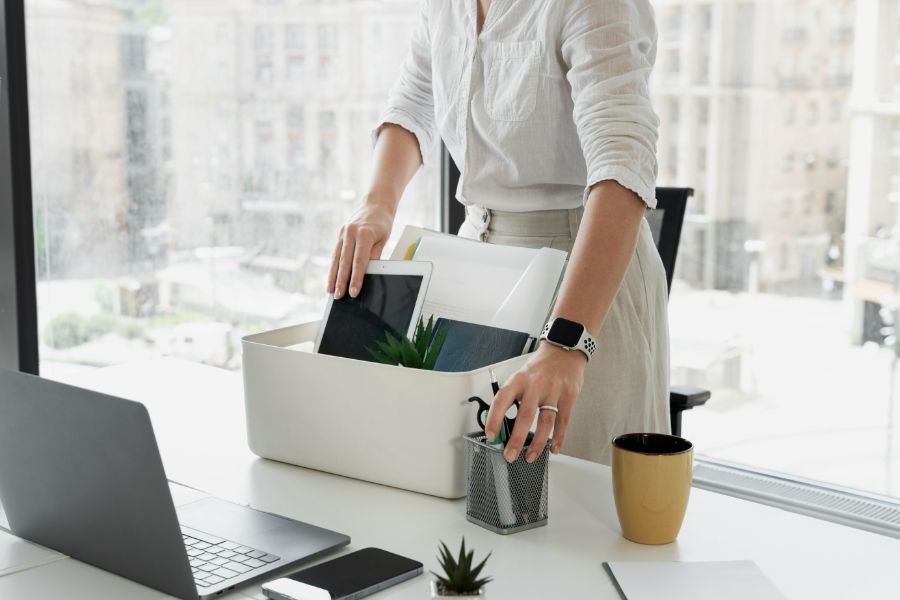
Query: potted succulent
430,538,492,598
366,315,448,370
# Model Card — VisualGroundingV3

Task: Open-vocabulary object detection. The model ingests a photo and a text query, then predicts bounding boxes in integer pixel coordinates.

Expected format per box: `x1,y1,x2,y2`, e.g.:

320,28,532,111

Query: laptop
0,369,350,599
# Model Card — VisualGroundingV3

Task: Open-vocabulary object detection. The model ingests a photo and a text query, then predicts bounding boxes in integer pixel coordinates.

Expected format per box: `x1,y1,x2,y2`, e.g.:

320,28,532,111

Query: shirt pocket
431,33,466,111
481,40,543,122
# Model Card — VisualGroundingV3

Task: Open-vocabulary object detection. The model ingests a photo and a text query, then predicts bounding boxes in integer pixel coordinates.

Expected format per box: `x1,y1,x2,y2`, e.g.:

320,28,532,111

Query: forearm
366,124,423,215
550,180,647,335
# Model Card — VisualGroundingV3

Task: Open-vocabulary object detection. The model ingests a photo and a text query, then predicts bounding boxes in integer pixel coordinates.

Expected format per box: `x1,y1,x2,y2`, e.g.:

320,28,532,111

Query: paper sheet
489,247,568,336
604,561,786,600
392,226,568,333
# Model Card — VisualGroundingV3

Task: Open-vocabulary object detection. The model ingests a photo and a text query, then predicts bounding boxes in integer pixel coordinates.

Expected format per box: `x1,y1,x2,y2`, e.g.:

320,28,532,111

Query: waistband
464,205,584,241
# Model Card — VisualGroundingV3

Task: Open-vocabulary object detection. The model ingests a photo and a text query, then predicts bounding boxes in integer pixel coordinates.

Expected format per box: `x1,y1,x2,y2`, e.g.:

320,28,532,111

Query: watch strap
540,320,596,362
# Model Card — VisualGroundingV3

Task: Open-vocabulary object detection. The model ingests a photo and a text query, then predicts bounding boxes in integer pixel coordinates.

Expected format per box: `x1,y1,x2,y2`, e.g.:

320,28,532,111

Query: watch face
548,318,584,347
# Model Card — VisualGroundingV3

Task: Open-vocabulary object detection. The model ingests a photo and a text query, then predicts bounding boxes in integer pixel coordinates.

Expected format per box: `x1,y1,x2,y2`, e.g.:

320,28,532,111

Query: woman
327,0,669,466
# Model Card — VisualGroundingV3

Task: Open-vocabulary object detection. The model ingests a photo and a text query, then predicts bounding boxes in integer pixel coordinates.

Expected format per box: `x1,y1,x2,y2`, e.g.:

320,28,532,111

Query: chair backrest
647,187,693,294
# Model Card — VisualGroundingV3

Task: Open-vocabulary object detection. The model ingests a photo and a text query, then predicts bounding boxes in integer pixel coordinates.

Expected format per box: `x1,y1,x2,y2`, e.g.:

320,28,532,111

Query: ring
538,405,559,414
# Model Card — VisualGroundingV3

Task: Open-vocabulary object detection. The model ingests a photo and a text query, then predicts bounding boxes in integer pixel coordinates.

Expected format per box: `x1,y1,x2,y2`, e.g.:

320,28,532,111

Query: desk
2,358,900,599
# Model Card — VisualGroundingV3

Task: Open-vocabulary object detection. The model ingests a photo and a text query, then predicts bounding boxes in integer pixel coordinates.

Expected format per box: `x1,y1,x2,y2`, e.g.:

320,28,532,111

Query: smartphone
262,548,423,600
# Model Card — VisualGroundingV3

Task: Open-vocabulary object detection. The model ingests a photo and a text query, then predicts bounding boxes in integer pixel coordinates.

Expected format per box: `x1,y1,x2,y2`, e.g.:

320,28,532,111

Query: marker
488,370,509,444
490,369,500,396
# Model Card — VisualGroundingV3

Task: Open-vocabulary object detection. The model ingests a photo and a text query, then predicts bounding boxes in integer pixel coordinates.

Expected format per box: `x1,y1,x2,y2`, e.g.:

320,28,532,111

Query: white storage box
242,320,530,498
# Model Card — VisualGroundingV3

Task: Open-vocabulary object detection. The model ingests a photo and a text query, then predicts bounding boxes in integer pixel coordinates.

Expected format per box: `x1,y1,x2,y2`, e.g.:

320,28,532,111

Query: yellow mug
611,433,693,545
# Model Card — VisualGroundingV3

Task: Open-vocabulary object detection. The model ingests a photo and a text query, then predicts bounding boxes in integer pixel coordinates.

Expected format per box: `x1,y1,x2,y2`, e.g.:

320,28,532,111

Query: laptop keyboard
181,526,280,589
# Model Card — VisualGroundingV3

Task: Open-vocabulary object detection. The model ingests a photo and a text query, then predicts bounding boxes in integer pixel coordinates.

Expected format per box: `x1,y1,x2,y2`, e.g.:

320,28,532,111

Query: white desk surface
2,357,900,600
0,528,64,577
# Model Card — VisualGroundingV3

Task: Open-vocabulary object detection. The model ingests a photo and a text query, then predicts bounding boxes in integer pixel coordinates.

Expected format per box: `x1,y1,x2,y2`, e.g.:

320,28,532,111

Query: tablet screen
318,273,424,362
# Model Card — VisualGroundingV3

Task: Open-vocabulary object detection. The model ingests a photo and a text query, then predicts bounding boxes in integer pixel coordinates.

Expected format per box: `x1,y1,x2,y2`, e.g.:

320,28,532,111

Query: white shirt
375,0,660,211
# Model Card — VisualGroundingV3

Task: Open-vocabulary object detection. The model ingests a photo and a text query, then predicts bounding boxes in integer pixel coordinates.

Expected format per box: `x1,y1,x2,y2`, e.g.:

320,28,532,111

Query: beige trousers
458,205,671,465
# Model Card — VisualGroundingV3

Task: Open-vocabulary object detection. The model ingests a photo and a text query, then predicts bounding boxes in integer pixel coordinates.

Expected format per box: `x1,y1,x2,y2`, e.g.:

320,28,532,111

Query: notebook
603,561,786,600
431,319,532,372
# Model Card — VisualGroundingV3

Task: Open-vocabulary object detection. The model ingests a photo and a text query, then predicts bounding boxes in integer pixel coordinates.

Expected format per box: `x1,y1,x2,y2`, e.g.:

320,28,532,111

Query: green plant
44,313,90,349
431,537,492,596
44,312,120,349
365,315,448,370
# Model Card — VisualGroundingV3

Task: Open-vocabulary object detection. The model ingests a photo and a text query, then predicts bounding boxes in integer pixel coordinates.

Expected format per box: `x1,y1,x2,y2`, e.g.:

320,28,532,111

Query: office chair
649,187,711,436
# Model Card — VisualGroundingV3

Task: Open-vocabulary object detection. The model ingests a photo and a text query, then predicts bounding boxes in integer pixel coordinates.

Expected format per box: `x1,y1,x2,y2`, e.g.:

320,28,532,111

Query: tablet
315,260,433,362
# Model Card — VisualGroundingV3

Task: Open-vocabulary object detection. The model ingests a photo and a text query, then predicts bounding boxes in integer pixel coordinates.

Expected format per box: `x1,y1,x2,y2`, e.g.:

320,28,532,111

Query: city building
165,0,436,297
651,0,855,293
844,0,900,344
27,0,131,279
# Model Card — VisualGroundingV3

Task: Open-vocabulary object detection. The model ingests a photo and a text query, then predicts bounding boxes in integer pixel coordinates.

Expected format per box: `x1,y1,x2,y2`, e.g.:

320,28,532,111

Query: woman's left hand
485,342,587,463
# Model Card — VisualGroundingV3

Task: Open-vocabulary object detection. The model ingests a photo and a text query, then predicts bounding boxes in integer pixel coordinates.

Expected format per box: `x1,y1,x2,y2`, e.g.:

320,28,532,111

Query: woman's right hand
327,198,395,299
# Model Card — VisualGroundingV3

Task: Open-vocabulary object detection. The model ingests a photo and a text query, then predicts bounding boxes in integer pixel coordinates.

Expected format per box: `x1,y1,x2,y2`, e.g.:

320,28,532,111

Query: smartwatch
539,317,596,362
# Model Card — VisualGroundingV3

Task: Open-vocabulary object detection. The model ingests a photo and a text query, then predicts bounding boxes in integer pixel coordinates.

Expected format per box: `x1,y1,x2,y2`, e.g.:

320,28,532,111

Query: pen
488,369,517,527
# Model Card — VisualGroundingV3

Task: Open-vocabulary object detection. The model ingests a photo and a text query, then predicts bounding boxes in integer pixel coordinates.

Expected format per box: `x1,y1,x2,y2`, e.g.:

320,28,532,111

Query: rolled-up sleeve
372,0,436,167
561,0,660,208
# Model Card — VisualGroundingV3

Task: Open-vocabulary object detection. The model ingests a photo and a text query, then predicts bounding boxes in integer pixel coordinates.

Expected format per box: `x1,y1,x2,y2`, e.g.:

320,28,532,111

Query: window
254,23,275,83
697,98,709,126
287,106,306,169
782,151,796,173
699,4,712,34
803,151,817,171
784,101,796,125
667,144,679,180
27,1,438,374
254,120,275,172
317,23,337,80
825,190,837,214
652,0,900,500
665,6,684,38
831,98,844,122
19,0,900,505
285,23,306,82
318,111,336,169
807,100,820,125
669,98,680,126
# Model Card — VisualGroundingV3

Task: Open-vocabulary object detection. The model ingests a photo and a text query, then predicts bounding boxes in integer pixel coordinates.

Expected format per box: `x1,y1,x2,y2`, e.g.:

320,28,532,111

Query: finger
334,228,357,299
527,406,556,463
505,384,541,463
348,227,375,298
326,236,343,294
370,240,385,260
550,393,575,455
485,376,523,442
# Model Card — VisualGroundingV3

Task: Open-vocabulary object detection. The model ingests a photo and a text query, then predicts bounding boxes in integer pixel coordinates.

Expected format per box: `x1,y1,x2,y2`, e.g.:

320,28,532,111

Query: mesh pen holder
464,431,550,535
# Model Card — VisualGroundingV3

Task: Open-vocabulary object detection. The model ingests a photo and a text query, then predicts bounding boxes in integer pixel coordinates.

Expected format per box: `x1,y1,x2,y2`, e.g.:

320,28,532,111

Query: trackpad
177,497,292,540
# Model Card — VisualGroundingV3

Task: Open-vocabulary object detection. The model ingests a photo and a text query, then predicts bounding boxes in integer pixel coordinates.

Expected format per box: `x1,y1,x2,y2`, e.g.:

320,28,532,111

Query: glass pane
27,0,438,377
652,0,900,499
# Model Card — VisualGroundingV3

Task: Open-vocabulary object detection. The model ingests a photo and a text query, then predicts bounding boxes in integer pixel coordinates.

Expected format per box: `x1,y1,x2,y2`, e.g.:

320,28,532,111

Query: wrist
364,189,401,217
536,340,589,366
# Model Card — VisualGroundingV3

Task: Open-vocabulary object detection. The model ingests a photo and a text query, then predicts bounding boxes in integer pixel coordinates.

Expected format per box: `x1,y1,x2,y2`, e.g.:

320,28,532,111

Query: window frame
0,0,38,375
7,0,900,528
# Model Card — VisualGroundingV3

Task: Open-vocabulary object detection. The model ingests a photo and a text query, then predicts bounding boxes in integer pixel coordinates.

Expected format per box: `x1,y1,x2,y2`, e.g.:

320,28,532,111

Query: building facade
651,0,855,294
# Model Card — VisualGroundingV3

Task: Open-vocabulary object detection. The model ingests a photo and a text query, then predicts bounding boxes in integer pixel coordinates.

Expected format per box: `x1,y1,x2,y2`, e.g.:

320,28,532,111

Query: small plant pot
430,579,487,598
464,431,550,534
